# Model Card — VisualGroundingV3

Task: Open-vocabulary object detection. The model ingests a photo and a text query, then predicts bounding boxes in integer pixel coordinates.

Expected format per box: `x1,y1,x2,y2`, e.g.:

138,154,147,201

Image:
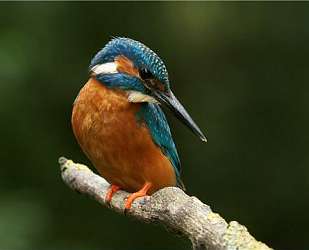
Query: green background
0,2,308,250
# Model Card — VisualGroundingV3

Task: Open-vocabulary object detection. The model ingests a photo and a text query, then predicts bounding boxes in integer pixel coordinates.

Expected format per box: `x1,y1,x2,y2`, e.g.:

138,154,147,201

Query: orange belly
71,78,177,194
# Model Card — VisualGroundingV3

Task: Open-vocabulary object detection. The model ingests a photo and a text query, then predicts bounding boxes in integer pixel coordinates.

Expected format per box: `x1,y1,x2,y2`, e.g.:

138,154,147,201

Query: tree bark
59,157,272,250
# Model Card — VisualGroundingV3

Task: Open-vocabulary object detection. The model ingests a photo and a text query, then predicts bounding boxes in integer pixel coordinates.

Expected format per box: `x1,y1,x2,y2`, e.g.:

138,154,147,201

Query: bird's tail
177,179,186,191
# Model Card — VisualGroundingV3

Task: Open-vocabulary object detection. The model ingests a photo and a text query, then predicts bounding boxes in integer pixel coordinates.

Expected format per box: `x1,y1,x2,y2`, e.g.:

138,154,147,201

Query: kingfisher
72,37,206,210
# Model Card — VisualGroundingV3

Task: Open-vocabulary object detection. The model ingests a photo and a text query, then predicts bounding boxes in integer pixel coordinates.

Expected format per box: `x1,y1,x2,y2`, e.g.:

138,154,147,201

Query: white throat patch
91,63,157,104
127,91,158,104
91,62,118,75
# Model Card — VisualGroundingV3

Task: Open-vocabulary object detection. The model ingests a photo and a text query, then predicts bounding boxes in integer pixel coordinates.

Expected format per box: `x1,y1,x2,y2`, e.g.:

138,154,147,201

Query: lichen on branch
59,157,272,250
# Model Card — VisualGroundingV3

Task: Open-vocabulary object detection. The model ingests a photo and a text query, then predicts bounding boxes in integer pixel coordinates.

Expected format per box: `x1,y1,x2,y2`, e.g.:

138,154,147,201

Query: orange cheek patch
147,79,165,92
155,80,165,92
115,55,139,77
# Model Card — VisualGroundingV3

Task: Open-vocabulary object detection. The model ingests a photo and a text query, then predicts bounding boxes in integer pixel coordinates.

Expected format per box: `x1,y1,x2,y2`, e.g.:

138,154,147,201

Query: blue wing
137,103,184,189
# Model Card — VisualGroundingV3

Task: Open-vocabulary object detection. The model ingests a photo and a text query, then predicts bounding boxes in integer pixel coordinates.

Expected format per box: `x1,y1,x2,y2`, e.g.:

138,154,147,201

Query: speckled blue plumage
90,37,170,88
90,37,183,187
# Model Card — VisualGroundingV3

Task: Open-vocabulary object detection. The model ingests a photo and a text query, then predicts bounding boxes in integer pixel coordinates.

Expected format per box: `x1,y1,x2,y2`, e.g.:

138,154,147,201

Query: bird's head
89,37,207,142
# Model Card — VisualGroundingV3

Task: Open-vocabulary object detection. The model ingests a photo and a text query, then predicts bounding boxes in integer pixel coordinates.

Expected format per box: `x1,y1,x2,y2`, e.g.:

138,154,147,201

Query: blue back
137,103,182,185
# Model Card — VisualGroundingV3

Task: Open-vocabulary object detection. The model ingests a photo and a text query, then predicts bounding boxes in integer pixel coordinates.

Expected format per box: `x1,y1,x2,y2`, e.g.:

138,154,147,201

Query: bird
71,37,206,210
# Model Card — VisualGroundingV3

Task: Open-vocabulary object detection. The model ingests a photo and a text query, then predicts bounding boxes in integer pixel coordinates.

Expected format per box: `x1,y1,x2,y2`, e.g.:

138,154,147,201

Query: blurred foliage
0,2,308,250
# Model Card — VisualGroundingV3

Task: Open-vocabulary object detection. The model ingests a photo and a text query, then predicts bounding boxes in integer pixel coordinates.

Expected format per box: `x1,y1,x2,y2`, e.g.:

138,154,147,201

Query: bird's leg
125,182,152,210
105,184,121,203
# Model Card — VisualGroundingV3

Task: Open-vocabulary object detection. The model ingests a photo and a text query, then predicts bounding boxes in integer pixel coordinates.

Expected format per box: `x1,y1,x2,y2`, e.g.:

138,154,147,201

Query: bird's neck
86,77,174,160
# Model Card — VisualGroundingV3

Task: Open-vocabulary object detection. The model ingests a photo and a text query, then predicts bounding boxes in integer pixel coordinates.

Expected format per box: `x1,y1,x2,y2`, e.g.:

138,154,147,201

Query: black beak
153,90,207,142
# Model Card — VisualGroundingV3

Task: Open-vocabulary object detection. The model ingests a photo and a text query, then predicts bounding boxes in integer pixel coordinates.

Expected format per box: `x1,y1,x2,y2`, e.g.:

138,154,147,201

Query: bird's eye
139,68,153,80
139,68,165,92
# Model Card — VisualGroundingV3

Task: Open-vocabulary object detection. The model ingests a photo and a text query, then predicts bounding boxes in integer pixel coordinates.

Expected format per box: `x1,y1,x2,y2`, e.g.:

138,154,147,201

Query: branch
59,157,272,250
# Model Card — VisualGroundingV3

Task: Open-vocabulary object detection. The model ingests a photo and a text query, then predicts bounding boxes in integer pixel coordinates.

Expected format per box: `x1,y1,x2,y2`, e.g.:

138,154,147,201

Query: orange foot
125,182,152,210
105,184,121,203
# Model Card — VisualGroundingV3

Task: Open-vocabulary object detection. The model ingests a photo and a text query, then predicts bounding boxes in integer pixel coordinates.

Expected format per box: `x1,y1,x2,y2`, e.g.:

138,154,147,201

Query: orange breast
71,78,176,194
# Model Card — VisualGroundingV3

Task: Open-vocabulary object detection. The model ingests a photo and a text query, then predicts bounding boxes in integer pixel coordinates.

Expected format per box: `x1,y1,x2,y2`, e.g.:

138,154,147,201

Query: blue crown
90,37,170,88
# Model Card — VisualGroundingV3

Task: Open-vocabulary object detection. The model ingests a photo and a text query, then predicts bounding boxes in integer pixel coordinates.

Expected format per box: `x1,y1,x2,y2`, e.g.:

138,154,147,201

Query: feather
127,91,158,104
137,103,184,189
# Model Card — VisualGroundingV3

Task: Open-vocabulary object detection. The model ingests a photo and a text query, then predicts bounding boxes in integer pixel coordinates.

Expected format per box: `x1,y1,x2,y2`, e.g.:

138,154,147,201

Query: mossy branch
59,157,272,250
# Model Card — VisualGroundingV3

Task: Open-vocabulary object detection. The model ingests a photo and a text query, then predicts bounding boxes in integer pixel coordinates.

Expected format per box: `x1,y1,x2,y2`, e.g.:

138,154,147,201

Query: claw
105,184,121,203
125,182,152,210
